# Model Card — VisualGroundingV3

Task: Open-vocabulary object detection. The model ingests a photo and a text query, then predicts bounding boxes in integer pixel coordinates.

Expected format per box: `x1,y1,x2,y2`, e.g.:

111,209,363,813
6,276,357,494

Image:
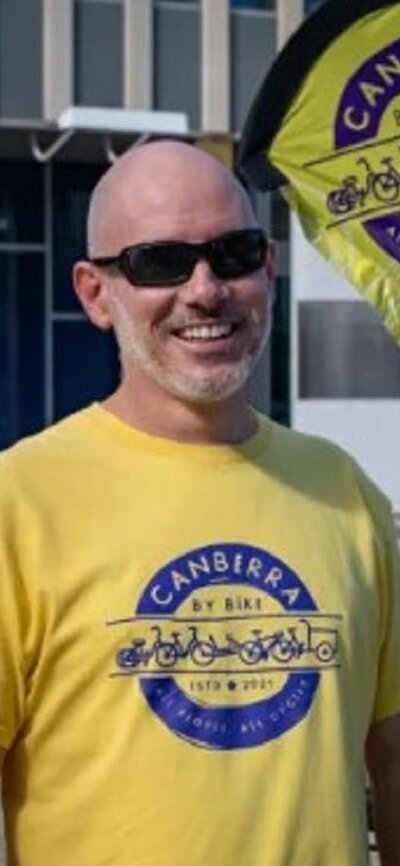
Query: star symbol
227,680,237,691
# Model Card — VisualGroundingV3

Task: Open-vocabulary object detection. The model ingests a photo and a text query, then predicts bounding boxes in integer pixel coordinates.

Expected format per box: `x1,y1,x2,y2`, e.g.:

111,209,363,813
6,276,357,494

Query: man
0,140,399,866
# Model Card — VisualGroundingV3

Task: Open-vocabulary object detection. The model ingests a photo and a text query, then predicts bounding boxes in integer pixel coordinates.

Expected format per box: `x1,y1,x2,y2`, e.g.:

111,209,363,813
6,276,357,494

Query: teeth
179,324,234,341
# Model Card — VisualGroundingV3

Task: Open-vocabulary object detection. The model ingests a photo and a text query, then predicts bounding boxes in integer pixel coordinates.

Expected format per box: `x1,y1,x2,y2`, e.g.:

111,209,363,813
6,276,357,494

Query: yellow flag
238,0,400,343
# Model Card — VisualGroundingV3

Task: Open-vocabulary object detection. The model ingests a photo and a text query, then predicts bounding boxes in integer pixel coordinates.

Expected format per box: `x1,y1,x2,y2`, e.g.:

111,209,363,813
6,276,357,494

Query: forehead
107,158,255,247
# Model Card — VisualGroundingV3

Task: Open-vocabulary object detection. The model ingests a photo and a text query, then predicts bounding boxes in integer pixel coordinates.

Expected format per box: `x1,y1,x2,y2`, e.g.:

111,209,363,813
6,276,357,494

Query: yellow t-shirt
0,404,399,866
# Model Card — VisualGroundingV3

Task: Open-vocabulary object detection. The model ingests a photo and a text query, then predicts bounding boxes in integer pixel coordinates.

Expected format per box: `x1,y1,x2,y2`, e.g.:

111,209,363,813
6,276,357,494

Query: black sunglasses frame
88,228,267,288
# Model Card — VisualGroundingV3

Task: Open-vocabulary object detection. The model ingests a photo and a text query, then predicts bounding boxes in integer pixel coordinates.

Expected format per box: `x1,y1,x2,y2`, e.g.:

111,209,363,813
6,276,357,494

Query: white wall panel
294,400,400,508
291,216,400,506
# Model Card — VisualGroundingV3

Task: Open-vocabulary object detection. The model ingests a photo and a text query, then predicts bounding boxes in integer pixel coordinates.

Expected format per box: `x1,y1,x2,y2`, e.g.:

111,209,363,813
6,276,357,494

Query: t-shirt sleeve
0,529,29,748
355,466,400,722
0,461,40,749
372,513,400,722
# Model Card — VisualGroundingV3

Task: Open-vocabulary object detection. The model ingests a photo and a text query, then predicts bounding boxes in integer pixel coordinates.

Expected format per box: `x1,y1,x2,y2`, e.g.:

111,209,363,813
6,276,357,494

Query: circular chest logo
331,38,400,262
111,544,341,750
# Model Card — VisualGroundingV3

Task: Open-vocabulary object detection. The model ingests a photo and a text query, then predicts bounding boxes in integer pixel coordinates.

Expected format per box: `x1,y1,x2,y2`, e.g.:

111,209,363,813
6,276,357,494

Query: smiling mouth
174,322,240,342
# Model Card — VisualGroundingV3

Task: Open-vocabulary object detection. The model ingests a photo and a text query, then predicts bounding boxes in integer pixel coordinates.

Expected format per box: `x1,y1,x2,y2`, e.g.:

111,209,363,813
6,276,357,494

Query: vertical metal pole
8,257,19,443
42,0,73,119
124,0,154,110
201,0,230,132
44,164,54,426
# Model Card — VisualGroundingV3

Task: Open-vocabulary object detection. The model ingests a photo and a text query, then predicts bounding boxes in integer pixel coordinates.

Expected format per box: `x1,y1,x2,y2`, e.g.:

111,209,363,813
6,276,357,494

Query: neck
102,379,257,445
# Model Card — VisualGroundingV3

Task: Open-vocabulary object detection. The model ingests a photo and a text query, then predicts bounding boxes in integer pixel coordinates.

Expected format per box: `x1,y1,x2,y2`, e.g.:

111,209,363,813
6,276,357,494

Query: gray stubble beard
109,291,271,404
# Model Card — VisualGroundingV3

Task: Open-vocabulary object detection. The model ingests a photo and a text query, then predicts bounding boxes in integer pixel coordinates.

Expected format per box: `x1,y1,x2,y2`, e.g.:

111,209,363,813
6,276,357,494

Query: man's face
96,163,274,405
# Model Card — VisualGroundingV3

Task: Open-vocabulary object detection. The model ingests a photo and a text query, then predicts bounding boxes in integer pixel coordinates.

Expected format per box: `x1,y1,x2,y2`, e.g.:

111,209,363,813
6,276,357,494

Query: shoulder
263,417,392,522
265,417,359,476
0,406,96,495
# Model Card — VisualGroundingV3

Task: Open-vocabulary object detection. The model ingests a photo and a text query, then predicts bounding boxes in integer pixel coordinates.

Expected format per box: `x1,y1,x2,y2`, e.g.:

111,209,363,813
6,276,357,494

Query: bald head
87,140,258,258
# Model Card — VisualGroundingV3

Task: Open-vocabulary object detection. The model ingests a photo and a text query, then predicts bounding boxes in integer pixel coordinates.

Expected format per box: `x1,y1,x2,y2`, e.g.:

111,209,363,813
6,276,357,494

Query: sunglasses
89,228,267,288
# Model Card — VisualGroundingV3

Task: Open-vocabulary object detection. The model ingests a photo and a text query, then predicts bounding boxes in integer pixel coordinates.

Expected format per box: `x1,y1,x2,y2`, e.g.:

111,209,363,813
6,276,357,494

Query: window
0,161,44,244
53,163,103,313
53,321,119,421
0,160,45,448
0,255,45,448
232,0,274,8
52,162,119,421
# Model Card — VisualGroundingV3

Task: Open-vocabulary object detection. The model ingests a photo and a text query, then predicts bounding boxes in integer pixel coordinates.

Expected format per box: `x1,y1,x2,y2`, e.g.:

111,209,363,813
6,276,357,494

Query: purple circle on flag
334,38,400,263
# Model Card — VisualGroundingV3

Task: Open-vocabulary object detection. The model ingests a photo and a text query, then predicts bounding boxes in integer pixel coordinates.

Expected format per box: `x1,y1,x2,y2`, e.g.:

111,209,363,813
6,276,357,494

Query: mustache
164,303,246,331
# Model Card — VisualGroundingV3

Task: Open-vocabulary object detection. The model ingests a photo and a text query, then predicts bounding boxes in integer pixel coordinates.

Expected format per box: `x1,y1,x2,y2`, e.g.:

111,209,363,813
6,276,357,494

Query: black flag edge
237,0,399,191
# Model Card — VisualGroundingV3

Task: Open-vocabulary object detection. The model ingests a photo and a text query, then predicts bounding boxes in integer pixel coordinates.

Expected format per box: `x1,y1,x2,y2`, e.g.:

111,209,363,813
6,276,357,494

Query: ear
73,261,113,331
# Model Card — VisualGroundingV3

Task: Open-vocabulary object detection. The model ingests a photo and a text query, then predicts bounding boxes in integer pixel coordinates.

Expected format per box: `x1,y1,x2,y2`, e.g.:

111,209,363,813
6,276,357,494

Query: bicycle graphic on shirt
115,619,339,671
326,154,400,216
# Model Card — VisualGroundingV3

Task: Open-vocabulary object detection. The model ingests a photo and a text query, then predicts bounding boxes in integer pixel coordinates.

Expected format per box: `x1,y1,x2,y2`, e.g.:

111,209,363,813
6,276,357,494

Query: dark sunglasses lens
124,244,194,286
212,231,266,278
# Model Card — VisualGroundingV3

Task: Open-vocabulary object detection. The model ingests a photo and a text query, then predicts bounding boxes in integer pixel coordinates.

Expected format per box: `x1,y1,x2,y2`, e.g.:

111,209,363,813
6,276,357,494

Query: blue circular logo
117,543,327,750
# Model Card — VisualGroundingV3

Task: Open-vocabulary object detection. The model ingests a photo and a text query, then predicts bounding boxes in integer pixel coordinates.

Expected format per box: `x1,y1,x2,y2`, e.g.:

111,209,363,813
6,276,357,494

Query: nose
178,259,229,309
